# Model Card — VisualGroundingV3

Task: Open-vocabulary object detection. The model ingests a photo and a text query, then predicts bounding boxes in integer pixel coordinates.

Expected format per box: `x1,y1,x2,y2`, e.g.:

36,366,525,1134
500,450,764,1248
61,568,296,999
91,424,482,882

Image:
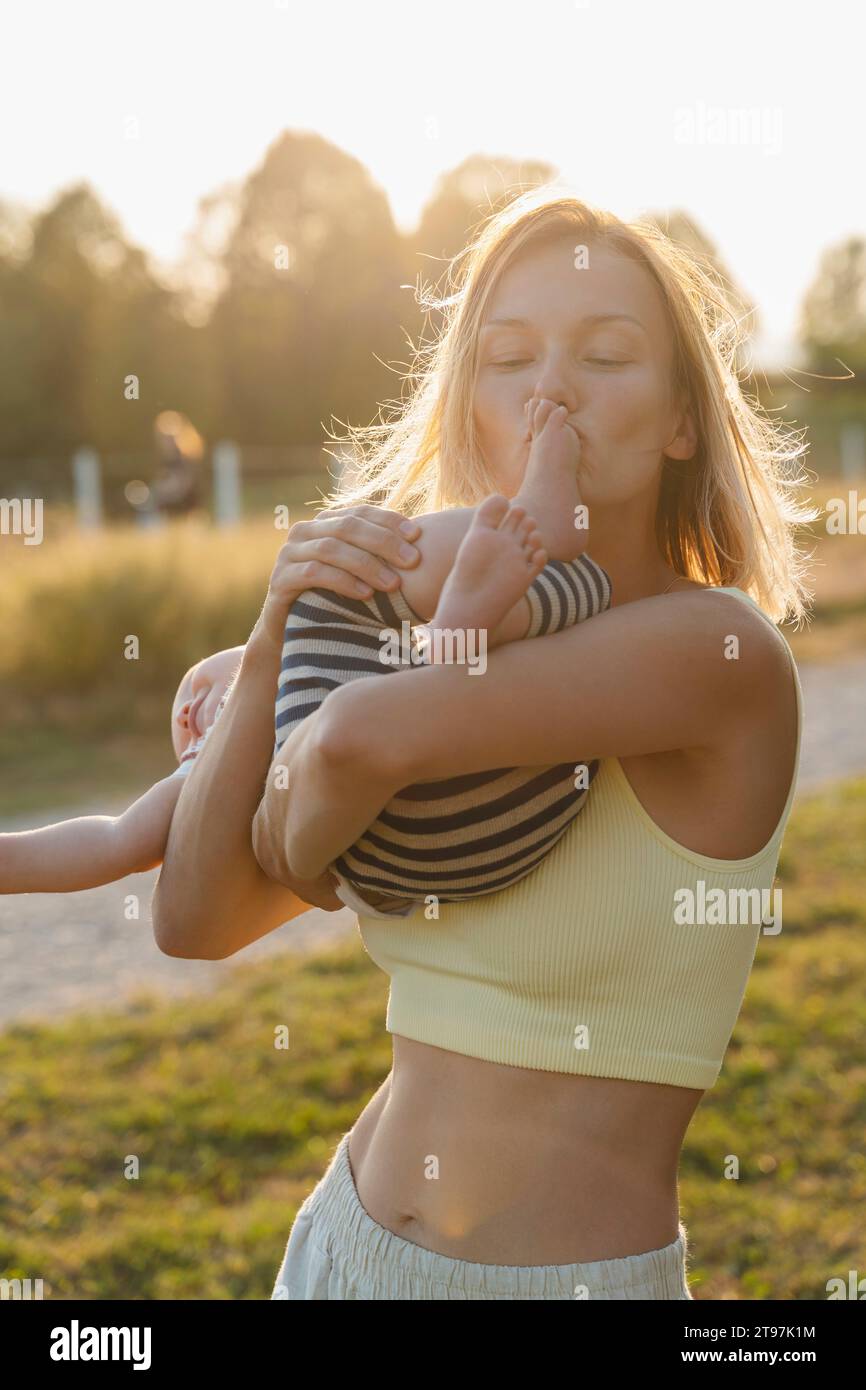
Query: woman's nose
532,378,577,413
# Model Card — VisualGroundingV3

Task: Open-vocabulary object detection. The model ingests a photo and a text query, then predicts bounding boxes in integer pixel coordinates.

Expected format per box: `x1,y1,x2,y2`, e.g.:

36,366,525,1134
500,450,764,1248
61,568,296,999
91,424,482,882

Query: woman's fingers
254,504,426,649
312,503,422,539
314,504,422,550
274,544,395,596
291,871,345,911
287,509,423,589
284,559,382,598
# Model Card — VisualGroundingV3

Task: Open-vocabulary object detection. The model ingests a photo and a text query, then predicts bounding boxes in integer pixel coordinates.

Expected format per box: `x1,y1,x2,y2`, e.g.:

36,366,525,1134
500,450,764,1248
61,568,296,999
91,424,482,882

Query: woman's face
472,237,696,506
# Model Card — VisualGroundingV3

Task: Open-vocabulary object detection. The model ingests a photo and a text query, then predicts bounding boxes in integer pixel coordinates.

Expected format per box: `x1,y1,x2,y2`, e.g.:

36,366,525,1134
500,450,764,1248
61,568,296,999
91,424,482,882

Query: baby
0,647,245,895
0,399,611,913
272,395,612,919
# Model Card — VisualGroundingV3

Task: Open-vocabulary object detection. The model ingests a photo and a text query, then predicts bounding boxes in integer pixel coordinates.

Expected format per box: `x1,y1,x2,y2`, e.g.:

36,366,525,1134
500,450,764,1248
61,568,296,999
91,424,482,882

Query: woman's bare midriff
346,592,798,1267
347,1047,703,1265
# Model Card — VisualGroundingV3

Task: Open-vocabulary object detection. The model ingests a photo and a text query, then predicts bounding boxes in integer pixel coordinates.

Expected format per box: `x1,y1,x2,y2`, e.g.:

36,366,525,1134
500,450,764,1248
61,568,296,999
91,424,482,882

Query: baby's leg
512,396,586,564
418,496,548,660
410,400,588,656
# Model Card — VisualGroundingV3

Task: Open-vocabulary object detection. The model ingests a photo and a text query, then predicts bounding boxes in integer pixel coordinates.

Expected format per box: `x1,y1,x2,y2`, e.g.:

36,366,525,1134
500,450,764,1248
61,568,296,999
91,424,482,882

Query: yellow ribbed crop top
356,588,803,1090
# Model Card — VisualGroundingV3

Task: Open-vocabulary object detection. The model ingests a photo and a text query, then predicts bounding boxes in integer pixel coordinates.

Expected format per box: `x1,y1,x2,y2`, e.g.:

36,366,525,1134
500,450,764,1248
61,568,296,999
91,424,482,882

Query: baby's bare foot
515,397,587,562
419,495,546,659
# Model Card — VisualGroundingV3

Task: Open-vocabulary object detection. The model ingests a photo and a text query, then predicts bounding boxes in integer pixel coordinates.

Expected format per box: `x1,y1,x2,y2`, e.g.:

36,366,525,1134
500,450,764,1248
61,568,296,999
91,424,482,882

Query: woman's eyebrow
482,312,647,334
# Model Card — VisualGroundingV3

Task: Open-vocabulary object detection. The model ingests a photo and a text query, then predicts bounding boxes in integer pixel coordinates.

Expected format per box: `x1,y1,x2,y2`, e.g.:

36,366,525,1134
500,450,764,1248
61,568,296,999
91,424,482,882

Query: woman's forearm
152,626,309,957
251,678,403,884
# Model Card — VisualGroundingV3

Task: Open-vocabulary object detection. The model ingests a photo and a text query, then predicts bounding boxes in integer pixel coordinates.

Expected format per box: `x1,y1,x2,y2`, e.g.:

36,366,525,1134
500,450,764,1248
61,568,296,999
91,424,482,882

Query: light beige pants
271,1131,694,1301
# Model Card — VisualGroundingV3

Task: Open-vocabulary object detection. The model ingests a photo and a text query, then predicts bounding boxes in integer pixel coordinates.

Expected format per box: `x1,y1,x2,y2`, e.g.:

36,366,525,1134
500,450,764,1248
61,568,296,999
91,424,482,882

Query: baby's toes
475,494,511,529
522,529,545,563
543,404,569,432
500,503,526,533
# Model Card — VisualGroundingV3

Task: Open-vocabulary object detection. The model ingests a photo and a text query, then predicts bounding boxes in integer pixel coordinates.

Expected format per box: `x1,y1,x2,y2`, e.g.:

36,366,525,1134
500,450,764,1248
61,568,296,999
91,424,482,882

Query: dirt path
1,655,864,1030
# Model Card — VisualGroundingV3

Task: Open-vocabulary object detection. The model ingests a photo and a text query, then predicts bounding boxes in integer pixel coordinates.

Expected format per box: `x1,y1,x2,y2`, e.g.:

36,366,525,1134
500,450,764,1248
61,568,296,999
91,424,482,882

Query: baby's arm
1,652,239,896
0,776,183,894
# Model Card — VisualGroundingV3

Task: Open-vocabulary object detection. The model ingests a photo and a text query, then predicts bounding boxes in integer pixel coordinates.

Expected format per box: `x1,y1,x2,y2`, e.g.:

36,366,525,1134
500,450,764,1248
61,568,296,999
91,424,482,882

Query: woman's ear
664,402,698,462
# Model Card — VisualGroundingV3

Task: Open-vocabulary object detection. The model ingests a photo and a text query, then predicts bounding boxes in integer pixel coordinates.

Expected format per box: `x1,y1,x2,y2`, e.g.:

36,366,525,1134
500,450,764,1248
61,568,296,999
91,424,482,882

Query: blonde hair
319,185,817,624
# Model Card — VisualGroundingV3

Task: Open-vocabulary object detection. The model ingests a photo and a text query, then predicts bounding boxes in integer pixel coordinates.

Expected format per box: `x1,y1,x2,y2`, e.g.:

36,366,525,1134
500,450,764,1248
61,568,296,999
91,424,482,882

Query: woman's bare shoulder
667,583,792,714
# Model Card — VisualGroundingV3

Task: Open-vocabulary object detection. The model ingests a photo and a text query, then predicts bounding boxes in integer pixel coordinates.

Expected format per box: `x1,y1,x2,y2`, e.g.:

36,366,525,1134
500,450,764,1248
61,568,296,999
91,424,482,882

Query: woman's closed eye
492,357,631,369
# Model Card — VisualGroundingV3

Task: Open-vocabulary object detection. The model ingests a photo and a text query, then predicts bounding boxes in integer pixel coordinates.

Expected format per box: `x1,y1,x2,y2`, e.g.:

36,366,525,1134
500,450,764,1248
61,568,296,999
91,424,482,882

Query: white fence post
840,424,866,481
72,448,103,529
213,441,241,526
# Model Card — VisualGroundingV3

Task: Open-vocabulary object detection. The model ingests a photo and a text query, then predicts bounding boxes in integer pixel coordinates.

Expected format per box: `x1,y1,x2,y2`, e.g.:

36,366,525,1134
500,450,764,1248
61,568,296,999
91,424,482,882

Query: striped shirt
274,554,612,908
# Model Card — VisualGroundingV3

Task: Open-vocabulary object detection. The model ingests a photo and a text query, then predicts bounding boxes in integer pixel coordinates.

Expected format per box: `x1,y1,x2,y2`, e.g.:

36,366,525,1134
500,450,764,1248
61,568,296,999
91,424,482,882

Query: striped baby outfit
274,554,612,913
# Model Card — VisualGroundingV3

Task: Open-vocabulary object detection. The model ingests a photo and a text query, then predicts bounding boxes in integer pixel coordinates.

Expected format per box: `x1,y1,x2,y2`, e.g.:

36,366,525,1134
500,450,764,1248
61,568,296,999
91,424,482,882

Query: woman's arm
152,628,336,959
152,506,423,959
253,590,780,882
0,777,183,893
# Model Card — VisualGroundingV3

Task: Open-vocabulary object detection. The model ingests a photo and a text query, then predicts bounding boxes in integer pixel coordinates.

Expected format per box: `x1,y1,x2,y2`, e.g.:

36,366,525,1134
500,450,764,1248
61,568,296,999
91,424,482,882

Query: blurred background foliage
2,134,865,804
2,131,865,487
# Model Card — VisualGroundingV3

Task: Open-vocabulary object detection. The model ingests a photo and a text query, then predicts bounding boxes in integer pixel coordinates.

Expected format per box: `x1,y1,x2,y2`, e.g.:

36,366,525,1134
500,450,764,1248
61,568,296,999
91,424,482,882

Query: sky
3,0,864,367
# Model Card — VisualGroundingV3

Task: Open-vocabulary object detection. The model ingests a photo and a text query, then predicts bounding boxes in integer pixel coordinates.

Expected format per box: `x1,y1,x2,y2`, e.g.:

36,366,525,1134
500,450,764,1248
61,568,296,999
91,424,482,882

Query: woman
154,189,815,1299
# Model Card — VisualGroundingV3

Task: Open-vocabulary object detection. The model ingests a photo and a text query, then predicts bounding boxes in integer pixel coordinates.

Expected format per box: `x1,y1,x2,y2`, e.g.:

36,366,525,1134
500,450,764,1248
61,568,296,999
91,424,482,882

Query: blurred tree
0,183,204,465
172,179,243,330
799,236,866,374
207,130,409,446
407,155,557,327
24,185,131,453
0,196,32,263
0,205,43,458
639,209,758,369
411,155,556,266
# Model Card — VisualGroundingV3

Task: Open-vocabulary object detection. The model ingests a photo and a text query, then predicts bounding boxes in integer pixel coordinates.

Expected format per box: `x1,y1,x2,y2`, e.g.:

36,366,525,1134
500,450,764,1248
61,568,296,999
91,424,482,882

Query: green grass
1,778,863,1300
688,775,866,1299
0,944,392,1300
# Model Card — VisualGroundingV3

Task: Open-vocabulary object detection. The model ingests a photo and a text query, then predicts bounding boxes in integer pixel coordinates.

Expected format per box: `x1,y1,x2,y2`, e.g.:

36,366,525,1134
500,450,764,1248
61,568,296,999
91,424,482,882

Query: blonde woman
154,189,814,1300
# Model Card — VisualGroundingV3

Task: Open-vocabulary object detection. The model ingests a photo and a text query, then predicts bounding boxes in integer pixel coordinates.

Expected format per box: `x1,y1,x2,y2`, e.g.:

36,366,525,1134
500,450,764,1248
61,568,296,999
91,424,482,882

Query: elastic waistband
308,1131,691,1299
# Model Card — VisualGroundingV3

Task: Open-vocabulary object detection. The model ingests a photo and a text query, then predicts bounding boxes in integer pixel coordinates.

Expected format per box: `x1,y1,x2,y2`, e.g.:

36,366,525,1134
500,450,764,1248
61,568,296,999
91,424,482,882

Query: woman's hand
253,504,423,650
251,801,345,910
277,867,346,913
